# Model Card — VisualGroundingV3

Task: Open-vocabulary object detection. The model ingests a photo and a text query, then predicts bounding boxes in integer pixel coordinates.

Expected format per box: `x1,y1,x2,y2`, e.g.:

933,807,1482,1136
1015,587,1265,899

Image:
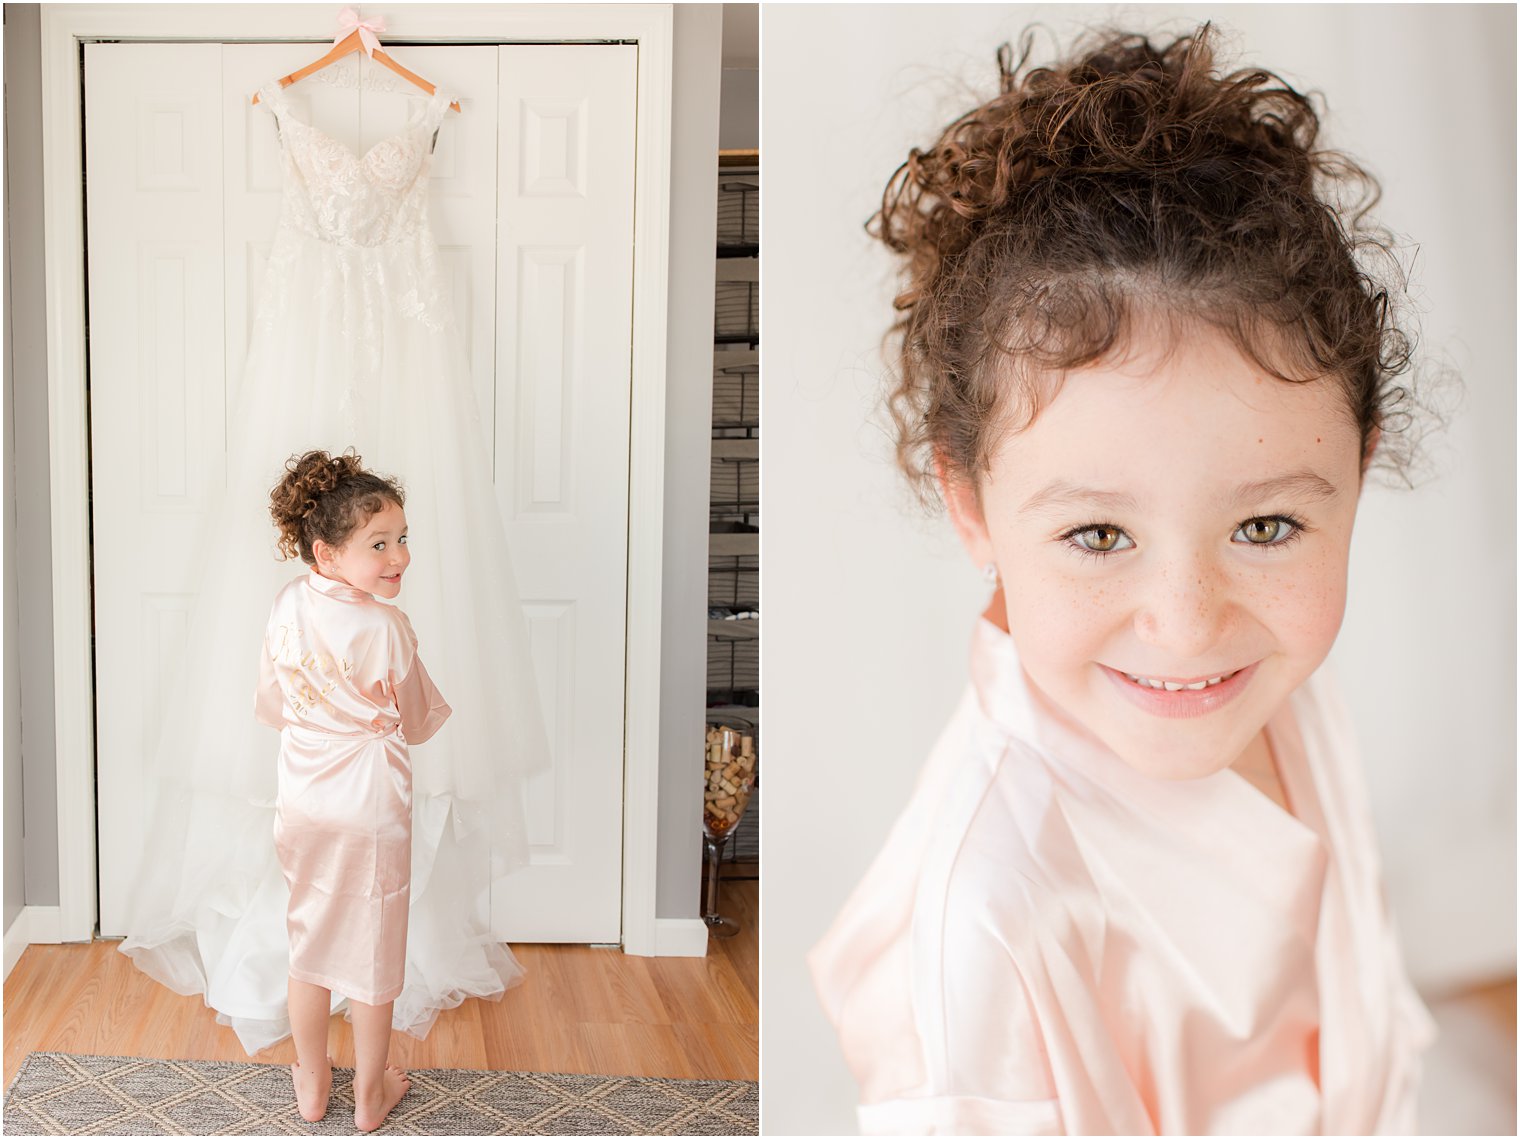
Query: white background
761,5,1515,1133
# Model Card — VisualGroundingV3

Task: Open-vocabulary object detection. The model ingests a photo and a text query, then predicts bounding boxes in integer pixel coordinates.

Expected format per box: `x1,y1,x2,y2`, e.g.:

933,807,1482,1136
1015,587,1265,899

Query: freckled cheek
1248,547,1351,660
1003,566,1121,671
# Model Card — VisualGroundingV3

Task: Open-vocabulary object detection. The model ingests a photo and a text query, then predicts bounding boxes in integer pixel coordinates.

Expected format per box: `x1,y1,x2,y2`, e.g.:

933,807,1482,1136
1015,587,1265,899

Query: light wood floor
3,880,757,1091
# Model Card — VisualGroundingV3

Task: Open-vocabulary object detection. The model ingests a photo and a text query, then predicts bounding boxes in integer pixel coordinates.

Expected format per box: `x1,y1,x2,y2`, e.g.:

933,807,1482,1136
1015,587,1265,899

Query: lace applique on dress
254,80,457,433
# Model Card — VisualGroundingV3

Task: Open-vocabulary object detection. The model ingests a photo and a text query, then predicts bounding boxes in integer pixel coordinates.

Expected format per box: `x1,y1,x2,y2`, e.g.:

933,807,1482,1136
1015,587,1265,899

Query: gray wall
719,2,758,151
5,2,60,941
654,4,722,920
719,67,758,151
4,6,27,937
3,5,723,936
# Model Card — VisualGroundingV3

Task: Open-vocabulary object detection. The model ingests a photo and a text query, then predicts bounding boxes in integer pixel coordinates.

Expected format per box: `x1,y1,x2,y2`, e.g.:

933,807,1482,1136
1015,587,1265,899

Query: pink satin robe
810,618,1435,1135
255,568,451,1005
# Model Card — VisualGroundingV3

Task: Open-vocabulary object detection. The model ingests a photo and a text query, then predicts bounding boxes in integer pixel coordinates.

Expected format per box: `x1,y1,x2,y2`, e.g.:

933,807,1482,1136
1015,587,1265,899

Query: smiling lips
1122,669,1240,691
1101,661,1259,719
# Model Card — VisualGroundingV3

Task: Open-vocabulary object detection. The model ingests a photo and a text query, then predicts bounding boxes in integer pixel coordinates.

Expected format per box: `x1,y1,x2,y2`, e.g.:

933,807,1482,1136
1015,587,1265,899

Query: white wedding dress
117,72,550,1055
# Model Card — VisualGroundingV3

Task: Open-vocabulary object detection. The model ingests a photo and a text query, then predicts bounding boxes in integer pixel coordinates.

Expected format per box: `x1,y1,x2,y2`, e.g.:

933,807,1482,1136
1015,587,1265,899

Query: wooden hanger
251,9,461,113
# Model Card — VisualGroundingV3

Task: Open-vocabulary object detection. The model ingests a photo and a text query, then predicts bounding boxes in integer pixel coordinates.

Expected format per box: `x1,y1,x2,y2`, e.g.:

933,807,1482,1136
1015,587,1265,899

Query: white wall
656,3,722,920
762,5,1515,1133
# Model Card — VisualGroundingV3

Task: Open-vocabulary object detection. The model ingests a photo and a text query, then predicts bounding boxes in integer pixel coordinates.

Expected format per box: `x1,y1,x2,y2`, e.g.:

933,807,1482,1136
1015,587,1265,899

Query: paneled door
87,42,636,943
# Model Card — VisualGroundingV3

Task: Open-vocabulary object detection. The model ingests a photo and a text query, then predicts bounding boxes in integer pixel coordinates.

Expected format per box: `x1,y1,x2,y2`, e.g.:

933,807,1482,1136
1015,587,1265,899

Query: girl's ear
1360,425,1382,477
934,456,996,570
311,538,333,568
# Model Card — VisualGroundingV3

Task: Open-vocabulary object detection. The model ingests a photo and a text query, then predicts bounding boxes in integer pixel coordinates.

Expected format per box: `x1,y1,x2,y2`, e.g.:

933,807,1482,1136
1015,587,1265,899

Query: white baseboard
29,905,62,944
2,911,27,980
3,905,62,981
646,916,710,958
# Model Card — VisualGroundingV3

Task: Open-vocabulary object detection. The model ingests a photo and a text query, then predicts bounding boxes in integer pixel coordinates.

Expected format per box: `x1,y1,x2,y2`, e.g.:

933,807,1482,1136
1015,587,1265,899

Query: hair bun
874,22,1416,505
268,448,377,562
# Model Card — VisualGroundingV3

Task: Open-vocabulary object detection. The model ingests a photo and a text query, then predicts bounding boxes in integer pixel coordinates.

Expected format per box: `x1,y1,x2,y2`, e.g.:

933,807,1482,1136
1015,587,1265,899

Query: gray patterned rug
3,1052,759,1135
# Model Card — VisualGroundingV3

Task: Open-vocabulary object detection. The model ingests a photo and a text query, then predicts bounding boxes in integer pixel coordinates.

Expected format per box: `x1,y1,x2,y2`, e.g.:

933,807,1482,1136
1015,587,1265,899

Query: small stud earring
982,561,1000,587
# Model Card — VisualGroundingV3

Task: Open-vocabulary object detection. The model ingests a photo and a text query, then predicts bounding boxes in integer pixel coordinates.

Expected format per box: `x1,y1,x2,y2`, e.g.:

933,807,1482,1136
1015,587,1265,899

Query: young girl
257,449,449,1132
809,26,1437,1135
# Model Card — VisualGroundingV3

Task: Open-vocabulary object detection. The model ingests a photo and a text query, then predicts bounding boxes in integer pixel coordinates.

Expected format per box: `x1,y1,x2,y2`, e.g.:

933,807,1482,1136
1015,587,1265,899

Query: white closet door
85,44,228,937
88,42,637,944
491,45,637,942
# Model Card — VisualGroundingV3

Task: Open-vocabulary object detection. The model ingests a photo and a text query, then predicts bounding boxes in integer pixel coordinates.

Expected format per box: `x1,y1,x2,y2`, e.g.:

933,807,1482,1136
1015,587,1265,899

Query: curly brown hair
268,449,406,564
876,23,1417,506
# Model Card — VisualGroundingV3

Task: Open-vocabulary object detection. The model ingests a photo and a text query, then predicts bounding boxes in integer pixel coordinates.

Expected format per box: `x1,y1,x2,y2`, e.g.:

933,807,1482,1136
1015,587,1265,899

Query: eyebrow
1019,470,1340,515
1020,482,1139,514
1228,471,1340,509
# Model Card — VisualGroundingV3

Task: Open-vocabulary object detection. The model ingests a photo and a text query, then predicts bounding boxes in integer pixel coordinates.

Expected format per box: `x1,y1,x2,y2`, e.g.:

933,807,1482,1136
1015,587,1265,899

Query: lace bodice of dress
257,82,453,248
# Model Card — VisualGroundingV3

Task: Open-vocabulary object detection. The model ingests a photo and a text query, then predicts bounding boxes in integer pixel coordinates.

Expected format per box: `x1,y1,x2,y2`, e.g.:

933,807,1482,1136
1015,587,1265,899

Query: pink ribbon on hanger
334,7,387,57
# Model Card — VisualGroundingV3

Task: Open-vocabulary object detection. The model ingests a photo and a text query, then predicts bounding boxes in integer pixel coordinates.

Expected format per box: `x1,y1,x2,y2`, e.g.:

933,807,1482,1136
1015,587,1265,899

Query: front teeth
1123,671,1233,691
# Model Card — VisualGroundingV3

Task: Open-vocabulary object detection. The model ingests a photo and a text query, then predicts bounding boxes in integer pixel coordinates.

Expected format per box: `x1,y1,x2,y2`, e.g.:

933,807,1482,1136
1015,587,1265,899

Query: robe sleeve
816,693,1066,1135
387,610,452,745
909,922,1064,1134
875,764,1067,1134
858,1094,1064,1136
254,635,285,729
856,891,1065,1136
824,855,1067,1136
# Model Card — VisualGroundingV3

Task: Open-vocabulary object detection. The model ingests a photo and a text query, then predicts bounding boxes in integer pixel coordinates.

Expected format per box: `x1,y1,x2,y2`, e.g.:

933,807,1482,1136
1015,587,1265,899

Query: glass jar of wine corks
701,724,756,936
704,725,756,838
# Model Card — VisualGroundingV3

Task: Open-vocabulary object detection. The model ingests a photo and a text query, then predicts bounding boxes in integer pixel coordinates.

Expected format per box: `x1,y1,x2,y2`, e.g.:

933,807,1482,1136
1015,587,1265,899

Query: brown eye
1072,525,1134,554
1233,517,1297,546
1086,526,1119,551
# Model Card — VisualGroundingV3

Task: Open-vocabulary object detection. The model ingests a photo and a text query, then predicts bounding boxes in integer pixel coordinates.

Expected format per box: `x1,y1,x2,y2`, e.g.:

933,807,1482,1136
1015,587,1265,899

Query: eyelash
1058,514,1311,562
373,535,408,551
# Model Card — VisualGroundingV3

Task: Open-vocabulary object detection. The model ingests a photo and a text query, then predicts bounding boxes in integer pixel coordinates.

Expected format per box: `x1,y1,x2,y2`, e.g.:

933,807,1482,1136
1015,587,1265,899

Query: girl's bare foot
353,1063,411,1133
291,1054,333,1122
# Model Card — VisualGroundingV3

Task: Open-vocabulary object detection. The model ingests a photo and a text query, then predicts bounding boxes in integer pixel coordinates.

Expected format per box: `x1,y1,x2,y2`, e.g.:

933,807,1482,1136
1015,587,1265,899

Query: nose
1131,549,1235,659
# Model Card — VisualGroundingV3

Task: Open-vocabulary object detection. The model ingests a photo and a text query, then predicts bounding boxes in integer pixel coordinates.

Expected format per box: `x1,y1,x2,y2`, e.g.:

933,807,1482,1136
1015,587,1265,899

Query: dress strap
255,82,292,149
256,81,291,134
421,87,456,152
423,87,456,127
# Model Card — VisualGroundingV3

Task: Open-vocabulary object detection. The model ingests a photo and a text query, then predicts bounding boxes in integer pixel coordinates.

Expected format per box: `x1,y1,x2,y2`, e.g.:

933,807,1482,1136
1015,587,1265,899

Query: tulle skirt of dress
116,224,550,1055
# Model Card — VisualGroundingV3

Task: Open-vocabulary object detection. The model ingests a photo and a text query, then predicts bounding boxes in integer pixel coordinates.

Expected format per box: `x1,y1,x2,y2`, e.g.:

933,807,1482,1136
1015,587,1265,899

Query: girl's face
314,499,410,599
946,321,1367,780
